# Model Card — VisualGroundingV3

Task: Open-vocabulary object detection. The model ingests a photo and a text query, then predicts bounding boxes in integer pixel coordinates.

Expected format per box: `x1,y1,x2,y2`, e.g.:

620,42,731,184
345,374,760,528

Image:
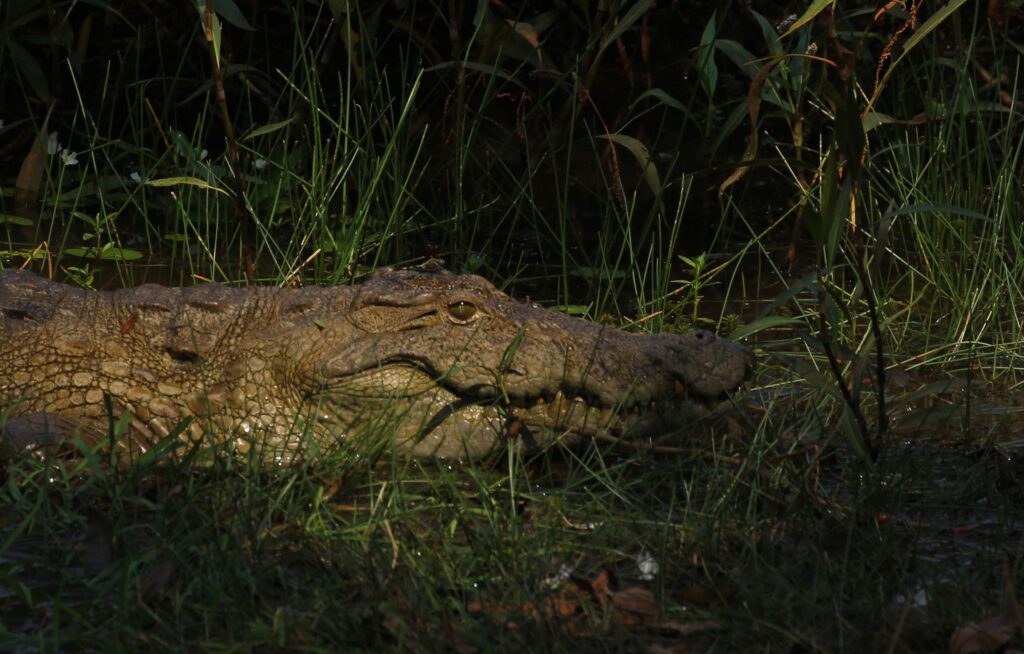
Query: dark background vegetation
6,1,1014,284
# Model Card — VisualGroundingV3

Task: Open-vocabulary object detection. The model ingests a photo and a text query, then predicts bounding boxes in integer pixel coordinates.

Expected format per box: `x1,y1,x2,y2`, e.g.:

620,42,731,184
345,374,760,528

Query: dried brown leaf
659,620,723,637
582,568,613,601
718,56,781,197
646,644,691,654
950,611,1019,654
14,121,50,207
508,20,541,49
610,585,659,622
678,585,732,607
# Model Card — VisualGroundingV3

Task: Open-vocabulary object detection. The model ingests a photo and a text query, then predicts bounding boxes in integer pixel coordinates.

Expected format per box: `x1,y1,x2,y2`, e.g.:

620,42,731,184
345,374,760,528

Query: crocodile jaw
311,365,724,459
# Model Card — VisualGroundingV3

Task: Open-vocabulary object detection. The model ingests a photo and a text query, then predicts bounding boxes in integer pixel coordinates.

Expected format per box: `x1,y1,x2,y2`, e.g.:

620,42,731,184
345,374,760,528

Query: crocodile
0,263,754,461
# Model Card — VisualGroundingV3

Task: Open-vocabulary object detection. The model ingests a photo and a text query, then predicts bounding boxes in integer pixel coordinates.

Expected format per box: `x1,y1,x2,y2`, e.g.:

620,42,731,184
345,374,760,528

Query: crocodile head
289,266,755,458
0,266,753,461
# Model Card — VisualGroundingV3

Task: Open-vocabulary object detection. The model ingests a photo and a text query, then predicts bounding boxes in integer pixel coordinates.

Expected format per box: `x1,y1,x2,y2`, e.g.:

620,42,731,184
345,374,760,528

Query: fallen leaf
582,568,613,600
949,611,1019,654
466,563,728,650
677,585,732,607
646,644,690,654
610,585,659,622
659,620,723,637
14,107,54,207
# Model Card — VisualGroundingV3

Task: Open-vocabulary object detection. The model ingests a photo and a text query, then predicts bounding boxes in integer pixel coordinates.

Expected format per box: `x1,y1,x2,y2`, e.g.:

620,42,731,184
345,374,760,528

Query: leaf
528,10,558,34
862,111,898,132
729,315,803,341
145,177,230,194
805,149,838,245
609,586,659,622
834,84,866,180
757,269,821,318
7,41,51,101
750,10,782,57
471,0,489,30
826,175,852,261
719,55,783,196
892,403,963,431
243,116,299,140
715,39,759,78
897,0,969,59
780,0,836,39
872,0,970,99
507,19,540,49
950,611,1018,654
64,246,144,261
711,102,753,153
696,14,718,95
596,0,656,62
0,214,34,226
326,0,349,19
889,378,974,407
596,134,662,196
629,88,687,113
14,107,53,207
212,0,254,30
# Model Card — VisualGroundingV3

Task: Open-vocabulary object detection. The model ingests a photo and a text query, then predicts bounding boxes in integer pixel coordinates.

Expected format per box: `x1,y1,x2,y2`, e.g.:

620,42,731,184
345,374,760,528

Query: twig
854,254,888,452
817,277,876,461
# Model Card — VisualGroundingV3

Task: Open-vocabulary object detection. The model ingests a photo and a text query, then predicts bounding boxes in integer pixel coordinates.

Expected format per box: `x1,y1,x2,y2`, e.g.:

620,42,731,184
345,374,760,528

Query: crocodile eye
447,300,478,323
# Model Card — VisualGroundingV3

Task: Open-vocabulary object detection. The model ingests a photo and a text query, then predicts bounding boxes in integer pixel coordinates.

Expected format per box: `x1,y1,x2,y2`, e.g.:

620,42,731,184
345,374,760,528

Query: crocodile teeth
546,390,568,423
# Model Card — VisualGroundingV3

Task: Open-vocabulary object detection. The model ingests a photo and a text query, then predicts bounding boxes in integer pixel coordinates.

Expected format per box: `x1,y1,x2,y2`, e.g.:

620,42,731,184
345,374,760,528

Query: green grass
3,1,1024,651
3,403,1017,651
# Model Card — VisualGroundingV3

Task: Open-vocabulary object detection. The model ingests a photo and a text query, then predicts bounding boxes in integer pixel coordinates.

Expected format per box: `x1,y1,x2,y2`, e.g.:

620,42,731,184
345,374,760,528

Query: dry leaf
468,566,723,644
950,611,1019,654
610,585,659,622
678,584,732,607
14,114,52,207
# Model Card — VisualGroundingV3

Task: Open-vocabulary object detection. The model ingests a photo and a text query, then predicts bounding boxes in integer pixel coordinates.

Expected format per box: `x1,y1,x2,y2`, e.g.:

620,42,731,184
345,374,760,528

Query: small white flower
254,158,267,171
60,149,79,166
635,550,659,581
895,589,929,608
130,172,142,184
541,563,574,589
47,132,60,154
199,148,208,160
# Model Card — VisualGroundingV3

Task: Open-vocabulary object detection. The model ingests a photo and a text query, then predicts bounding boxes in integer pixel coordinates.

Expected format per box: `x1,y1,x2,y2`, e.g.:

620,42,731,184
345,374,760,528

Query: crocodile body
0,264,754,460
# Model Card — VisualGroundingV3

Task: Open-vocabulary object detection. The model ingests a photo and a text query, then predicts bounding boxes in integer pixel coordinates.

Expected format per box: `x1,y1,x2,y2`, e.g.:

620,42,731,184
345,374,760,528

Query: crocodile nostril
166,346,201,364
3,308,33,321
